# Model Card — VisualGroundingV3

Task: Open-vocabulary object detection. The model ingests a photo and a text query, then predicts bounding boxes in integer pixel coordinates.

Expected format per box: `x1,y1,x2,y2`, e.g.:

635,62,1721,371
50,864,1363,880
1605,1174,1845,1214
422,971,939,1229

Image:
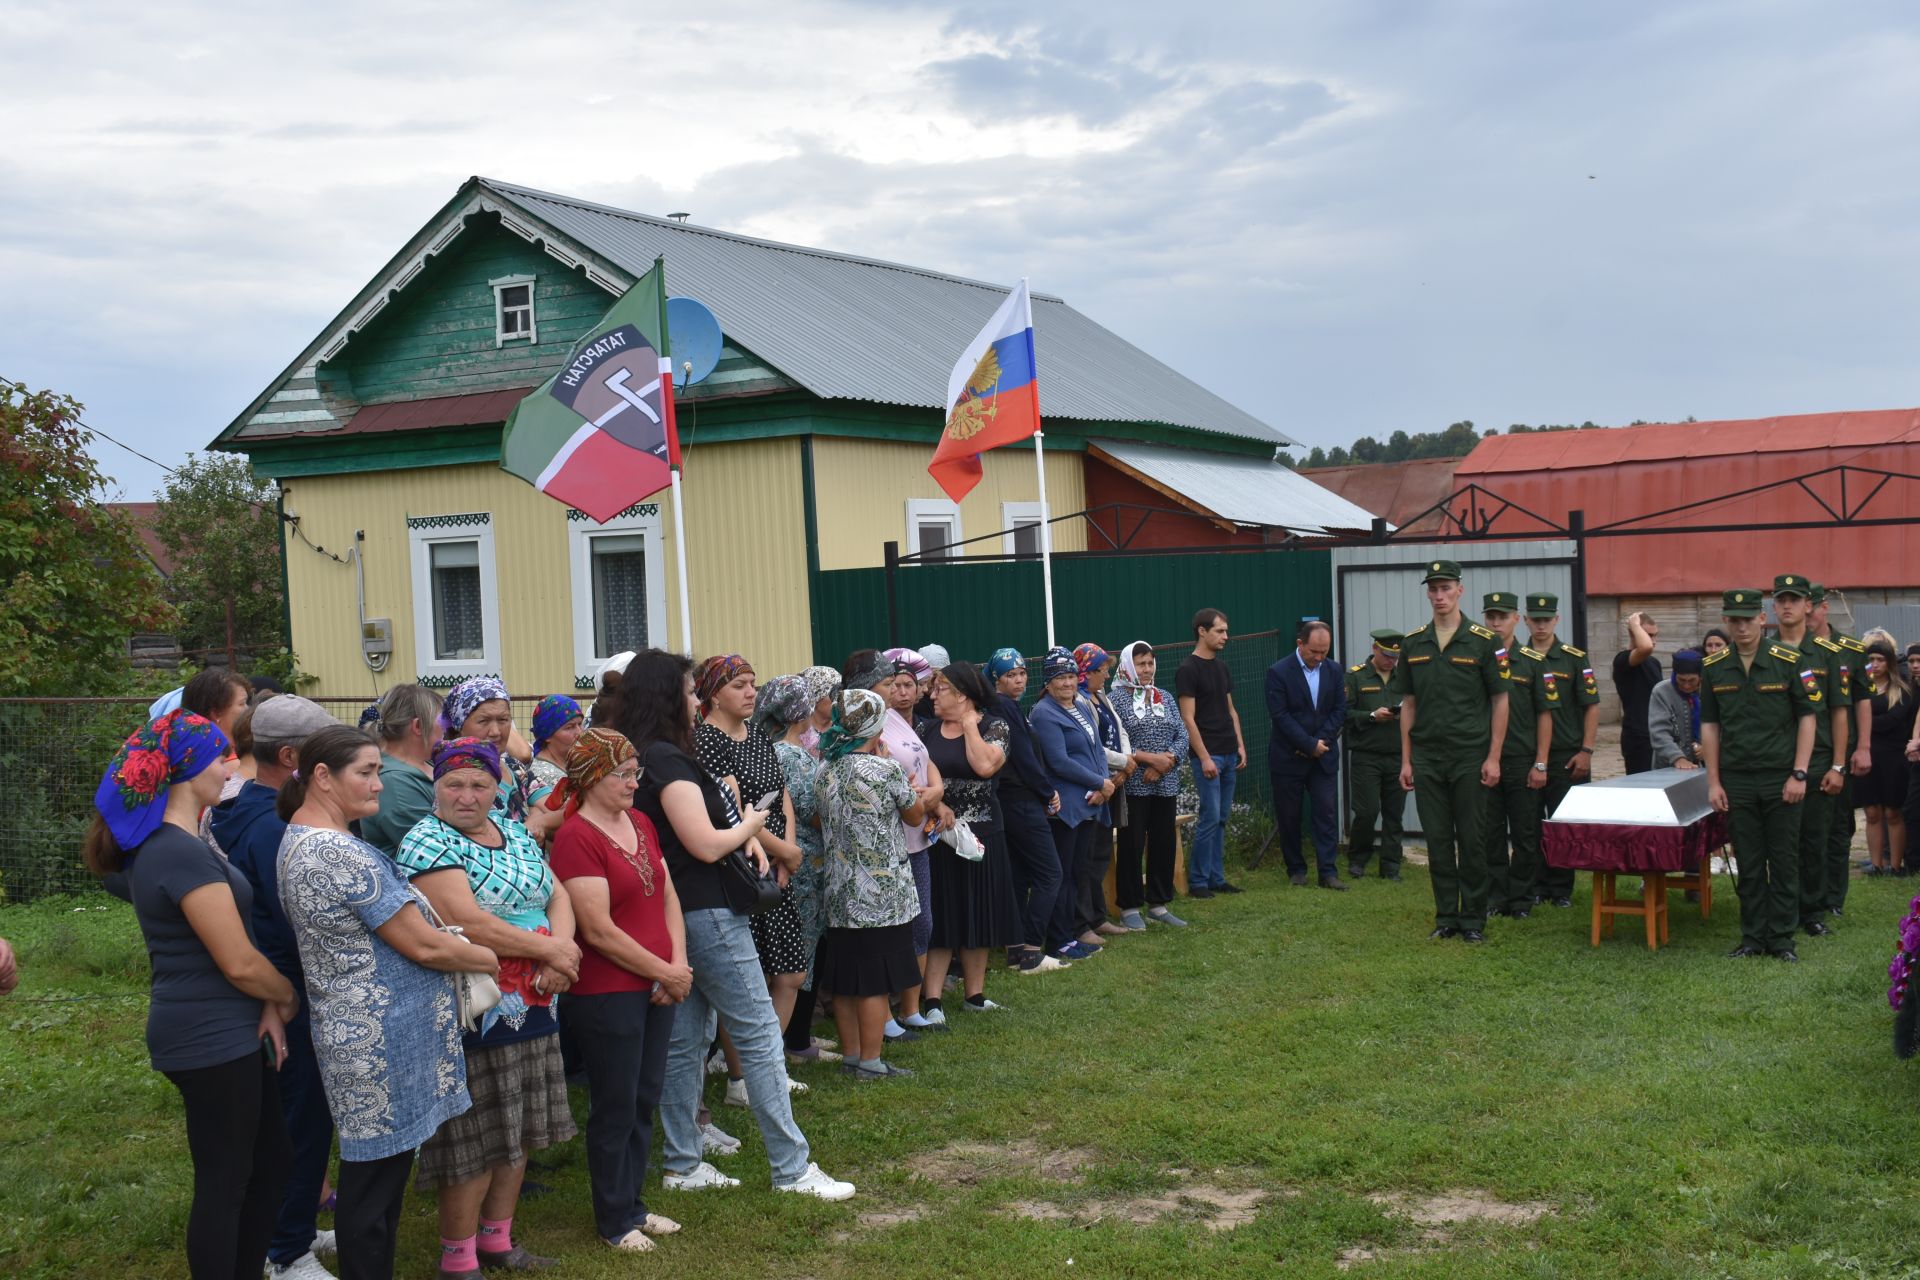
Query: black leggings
1116,793,1177,908
334,1150,414,1280
163,1049,292,1280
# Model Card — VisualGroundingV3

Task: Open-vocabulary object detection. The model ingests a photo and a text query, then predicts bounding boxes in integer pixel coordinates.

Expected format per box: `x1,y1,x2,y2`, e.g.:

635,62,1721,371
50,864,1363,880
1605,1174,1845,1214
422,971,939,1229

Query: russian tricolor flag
928,280,1041,503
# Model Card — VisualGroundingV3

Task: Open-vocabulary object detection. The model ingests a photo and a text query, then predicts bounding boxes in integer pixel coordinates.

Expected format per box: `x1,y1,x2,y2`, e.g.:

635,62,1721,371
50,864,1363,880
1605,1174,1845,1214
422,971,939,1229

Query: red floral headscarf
93,711,230,850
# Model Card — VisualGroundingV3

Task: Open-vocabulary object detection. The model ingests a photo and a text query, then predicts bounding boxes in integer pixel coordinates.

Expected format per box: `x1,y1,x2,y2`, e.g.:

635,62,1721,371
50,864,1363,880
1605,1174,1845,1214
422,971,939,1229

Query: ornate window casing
1000,501,1046,559
491,274,537,347
568,504,666,689
905,498,963,562
407,512,502,683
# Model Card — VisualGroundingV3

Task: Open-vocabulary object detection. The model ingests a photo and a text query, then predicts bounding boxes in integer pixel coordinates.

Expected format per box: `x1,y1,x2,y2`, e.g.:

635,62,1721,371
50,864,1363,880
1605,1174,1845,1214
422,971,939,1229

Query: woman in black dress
692,655,810,1101
1861,640,1915,875
918,661,1023,1015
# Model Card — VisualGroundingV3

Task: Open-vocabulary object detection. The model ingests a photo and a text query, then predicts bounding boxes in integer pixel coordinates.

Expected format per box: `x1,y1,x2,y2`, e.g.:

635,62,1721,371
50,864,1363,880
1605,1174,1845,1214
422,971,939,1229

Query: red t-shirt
548,809,675,995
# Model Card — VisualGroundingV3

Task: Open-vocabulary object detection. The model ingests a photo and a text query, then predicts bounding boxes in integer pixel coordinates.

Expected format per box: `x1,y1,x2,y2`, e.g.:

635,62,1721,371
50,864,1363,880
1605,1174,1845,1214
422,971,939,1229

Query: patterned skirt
415,1033,576,1189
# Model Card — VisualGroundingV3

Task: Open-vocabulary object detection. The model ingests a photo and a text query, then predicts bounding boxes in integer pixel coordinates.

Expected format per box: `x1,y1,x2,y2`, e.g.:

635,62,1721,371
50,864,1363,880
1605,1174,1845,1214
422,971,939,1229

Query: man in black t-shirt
1612,610,1663,774
1176,607,1247,897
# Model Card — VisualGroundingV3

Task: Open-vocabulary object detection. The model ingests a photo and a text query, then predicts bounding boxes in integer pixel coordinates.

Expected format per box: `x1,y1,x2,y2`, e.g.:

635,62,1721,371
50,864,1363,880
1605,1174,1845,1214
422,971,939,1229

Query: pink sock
440,1236,478,1273
478,1216,513,1253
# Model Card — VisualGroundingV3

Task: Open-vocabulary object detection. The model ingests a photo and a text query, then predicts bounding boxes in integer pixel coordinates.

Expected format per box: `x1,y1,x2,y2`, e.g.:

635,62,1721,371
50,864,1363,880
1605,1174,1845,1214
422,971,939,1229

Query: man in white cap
207,694,342,1279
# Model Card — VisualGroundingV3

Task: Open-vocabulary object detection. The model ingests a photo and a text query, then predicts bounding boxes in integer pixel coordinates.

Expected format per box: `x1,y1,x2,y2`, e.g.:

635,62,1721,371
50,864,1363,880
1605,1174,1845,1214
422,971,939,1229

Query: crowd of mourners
81,633,1227,1280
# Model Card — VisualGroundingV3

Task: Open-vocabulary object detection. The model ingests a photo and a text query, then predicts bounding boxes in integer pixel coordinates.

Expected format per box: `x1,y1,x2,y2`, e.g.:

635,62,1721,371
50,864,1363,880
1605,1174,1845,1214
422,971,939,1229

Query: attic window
491,274,537,347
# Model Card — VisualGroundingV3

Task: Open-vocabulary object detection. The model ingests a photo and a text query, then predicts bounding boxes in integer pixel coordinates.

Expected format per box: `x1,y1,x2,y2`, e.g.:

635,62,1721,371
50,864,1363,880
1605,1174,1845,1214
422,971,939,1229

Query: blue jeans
659,908,811,1184
1190,753,1237,888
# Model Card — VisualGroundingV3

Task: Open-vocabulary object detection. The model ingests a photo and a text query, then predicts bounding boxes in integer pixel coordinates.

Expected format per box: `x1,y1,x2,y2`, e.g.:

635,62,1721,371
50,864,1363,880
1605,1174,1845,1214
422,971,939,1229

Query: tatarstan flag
500,259,680,523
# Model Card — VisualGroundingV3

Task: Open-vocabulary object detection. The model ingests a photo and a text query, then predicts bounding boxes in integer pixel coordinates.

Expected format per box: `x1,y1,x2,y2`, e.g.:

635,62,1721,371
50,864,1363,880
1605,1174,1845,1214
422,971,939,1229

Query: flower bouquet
1888,893,1920,1059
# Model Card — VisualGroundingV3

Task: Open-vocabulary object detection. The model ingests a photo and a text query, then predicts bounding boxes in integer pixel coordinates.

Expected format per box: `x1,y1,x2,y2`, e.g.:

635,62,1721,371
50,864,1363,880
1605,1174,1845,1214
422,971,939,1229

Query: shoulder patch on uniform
1467,623,1496,640
1349,663,1366,673
1560,644,1587,658
1839,635,1866,652
1703,648,1730,666
1768,644,1800,662
1814,636,1842,653
1408,623,1431,637
1519,646,1546,660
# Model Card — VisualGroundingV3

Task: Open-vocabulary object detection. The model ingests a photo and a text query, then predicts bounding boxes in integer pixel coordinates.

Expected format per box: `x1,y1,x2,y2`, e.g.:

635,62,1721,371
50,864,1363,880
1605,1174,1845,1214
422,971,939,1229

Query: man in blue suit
1266,620,1349,890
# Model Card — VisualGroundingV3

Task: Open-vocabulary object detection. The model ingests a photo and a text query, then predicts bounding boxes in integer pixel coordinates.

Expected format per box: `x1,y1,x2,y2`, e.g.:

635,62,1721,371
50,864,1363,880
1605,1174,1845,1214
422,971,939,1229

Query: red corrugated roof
1298,457,1462,532
1459,407,1920,474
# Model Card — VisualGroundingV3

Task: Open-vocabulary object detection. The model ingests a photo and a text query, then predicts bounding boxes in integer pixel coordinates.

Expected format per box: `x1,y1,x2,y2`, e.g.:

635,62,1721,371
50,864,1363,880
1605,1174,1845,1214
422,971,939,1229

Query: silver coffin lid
1542,768,1713,828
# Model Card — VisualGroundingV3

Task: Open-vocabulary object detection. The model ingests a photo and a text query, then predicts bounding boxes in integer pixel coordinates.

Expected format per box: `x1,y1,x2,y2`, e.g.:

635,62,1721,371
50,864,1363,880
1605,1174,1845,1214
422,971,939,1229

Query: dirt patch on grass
1367,1189,1552,1228
1007,1185,1269,1232
907,1139,1096,1187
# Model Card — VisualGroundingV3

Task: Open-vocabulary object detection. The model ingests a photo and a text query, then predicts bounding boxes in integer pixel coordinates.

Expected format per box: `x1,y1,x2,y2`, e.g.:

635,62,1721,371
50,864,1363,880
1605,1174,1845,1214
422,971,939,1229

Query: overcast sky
5,0,1918,497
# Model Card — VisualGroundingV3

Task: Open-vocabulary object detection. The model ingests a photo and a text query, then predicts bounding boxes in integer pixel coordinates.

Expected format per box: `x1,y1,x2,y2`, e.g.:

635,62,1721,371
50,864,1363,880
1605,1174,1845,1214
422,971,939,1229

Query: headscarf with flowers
751,673,815,738
544,727,637,818
531,694,583,754
818,688,888,762
431,736,503,783
1072,643,1112,691
798,664,843,707
1040,646,1078,683
694,654,754,714
1114,638,1170,718
440,675,510,735
985,647,1025,681
93,711,230,850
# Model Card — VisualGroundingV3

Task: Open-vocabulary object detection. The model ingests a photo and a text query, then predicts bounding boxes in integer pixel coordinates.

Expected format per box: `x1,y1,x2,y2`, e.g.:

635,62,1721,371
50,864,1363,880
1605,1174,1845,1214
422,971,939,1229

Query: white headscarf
1114,639,1168,718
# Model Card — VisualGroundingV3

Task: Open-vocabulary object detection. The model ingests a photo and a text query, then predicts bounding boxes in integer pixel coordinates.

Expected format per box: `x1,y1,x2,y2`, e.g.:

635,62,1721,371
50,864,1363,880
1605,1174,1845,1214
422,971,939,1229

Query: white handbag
415,894,503,1033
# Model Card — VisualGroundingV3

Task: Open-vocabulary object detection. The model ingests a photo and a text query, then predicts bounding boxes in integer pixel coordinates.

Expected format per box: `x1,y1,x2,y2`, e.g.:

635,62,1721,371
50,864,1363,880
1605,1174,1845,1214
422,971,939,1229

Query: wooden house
213,177,1373,696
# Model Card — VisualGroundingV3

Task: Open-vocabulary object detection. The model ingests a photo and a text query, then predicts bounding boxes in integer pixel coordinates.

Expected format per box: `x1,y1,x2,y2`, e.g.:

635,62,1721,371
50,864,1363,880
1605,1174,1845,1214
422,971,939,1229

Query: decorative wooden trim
567,503,660,522
420,673,501,689
405,512,491,530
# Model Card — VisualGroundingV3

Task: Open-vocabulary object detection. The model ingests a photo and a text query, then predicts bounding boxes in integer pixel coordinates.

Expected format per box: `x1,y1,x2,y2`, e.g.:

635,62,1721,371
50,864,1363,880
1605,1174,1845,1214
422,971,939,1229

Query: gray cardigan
1648,679,1700,768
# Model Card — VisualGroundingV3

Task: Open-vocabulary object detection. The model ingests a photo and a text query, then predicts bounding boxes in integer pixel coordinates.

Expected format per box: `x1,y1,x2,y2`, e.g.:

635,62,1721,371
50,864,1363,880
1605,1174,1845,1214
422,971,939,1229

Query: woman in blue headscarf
1027,648,1116,963
85,711,299,1280
528,694,585,807
983,648,1069,974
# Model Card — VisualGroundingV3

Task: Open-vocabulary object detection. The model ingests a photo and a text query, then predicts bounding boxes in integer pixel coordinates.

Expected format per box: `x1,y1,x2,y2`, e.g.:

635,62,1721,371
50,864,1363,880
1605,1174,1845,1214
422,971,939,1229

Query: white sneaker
723,1076,750,1108
774,1162,856,1201
605,1228,655,1252
268,1252,334,1280
663,1161,741,1191
787,1075,810,1094
640,1213,681,1236
921,1007,948,1027
706,1049,729,1075
1021,954,1070,975
309,1230,336,1256
959,998,1003,1012
700,1121,741,1155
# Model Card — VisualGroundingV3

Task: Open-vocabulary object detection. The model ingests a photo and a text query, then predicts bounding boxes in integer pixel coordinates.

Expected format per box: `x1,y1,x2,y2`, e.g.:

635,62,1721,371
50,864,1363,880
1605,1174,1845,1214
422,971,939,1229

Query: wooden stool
1590,871,1671,951
1102,813,1195,908
1660,848,1716,920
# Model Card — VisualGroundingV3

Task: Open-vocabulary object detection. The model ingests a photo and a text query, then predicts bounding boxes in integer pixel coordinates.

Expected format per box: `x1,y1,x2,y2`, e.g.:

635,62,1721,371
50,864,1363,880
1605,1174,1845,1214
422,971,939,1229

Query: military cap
1422,559,1462,583
1481,591,1519,613
1809,582,1827,604
1524,592,1559,618
1721,588,1764,618
1771,574,1810,599
1370,628,1404,653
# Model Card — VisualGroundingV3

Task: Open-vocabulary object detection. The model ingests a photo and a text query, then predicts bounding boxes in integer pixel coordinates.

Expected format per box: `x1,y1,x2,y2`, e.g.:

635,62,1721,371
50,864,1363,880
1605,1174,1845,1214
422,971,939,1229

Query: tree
153,453,288,669
0,383,173,694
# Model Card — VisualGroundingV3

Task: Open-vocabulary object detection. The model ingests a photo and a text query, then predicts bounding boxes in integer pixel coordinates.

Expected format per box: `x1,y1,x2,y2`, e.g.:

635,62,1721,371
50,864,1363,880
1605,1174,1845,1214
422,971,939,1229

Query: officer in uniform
1392,560,1510,943
1771,574,1852,937
1808,584,1874,916
1699,588,1818,961
1477,592,1546,919
1524,592,1601,908
1343,629,1407,881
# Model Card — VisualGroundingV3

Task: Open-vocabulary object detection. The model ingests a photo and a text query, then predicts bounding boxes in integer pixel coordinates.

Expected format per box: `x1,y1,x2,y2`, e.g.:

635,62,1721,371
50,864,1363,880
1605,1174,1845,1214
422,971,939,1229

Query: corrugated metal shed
478,179,1290,448
1089,439,1380,534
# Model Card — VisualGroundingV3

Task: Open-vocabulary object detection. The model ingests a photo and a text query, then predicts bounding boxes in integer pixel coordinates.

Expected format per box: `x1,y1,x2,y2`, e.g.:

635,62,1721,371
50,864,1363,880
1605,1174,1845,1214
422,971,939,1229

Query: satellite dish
666,296,723,386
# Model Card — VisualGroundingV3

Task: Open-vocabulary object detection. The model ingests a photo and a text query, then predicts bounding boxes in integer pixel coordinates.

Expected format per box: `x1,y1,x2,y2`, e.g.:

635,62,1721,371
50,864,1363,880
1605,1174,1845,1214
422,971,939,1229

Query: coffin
1543,767,1713,829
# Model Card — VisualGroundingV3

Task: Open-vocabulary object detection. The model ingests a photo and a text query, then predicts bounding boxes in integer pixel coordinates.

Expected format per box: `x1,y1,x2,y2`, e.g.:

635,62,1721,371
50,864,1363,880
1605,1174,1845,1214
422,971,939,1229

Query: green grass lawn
6,855,1920,1280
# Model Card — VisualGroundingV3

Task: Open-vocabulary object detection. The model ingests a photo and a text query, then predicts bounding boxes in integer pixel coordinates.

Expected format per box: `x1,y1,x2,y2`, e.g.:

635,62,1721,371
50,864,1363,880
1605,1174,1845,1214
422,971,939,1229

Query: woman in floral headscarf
1112,640,1189,929
754,674,837,1063
815,688,929,1079
984,647,1069,974
877,647,943,1035
85,711,298,1280
439,676,563,845
527,694,584,808
1071,643,1135,944
796,665,843,757
395,738,582,1273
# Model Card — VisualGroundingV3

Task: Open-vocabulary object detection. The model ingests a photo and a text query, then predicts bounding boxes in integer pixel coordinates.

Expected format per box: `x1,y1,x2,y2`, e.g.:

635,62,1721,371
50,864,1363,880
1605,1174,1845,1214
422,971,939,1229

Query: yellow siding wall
810,438,1087,570
280,439,812,699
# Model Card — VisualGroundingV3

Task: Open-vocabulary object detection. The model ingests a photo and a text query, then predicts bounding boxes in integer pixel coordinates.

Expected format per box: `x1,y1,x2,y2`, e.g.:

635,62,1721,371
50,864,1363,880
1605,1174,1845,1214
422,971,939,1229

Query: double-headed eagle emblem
945,348,1003,441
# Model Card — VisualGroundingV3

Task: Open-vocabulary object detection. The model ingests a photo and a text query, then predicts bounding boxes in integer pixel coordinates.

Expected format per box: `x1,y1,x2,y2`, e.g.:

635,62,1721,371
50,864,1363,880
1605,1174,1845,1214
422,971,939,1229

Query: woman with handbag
815,687,931,1080
394,738,582,1277
609,649,856,1201
277,726,500,1280
917,661,1023,1016
547,727,695,1254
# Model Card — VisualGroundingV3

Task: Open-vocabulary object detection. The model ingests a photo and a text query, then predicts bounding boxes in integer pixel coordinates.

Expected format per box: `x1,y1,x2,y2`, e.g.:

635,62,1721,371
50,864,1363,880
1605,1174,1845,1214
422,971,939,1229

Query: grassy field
5,848,1920,1280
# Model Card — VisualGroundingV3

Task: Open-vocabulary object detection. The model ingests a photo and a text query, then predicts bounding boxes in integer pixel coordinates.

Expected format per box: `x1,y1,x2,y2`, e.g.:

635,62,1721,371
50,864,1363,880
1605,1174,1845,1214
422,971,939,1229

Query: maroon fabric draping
1542,812,1729,873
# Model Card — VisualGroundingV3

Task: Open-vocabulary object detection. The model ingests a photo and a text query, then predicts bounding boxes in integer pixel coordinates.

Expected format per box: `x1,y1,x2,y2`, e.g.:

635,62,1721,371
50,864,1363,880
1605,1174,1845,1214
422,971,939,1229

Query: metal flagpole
1021,277,1056,649
670,466,693,655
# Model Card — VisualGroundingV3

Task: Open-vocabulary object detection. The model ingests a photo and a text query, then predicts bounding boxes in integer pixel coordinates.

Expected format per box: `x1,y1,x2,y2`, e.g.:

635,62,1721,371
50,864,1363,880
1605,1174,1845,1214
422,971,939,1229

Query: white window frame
407,513,502,683
568,504,668,689
905,498,964,562
1001,501,1047,558
490,273,537,347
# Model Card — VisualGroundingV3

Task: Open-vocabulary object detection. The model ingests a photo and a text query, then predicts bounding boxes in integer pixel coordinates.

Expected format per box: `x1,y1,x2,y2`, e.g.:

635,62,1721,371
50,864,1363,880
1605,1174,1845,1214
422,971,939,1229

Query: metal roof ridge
475,176,1068,303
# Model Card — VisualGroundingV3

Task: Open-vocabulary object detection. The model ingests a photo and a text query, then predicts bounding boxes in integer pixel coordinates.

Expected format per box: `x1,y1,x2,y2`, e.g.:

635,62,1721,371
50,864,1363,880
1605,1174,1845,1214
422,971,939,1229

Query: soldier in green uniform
1477,592,1548,919
1699,588,1818,961
1525,592,1601,908
1808,584,1874,916
1343,629,1407,881
1391,560,1510,943
1771,574,1852,937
